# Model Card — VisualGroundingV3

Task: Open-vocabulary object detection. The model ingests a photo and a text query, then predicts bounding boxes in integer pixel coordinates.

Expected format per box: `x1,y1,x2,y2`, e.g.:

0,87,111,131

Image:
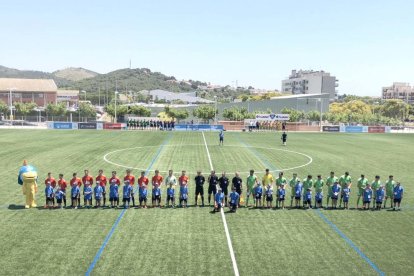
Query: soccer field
1,130,413,276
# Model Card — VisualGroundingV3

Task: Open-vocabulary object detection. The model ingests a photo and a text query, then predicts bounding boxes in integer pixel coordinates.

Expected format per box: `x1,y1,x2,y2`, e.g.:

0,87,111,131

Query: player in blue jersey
342,183,351,210
94,182,103,208
375,185,385,210
331,181,341,209
166,183,175,208
180,184,189,208
229,187,240,212
393,182,404,211
122,183,133,209
71,183,80,209
55,187,65,209
219,130,224,146
152,185,161,208
109,180,119,208
265,184,273,209
44,182,54,209
304,188,312,209
214,188,224,212
254,182,263,208
363,183,373,210
277,186,286,209
83,184,93,208
139,184,148,209
294,180,303,209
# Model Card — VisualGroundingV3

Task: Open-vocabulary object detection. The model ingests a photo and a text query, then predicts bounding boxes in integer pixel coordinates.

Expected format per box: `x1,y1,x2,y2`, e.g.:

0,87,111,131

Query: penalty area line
201,132,240,276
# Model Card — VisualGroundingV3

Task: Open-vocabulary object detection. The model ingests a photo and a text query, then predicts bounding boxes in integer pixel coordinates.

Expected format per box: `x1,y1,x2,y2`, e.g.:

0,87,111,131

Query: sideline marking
316,209,385,276
85,134,172,276
103,144,312,174
202,132,240,276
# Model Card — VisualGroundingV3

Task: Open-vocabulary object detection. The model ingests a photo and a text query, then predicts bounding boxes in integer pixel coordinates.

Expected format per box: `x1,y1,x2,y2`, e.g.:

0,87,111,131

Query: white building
281,70,338,100
382,82,414,104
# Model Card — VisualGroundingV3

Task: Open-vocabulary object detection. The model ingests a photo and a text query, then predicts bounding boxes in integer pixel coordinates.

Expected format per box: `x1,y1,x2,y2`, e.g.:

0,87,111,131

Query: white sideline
201,132,240,276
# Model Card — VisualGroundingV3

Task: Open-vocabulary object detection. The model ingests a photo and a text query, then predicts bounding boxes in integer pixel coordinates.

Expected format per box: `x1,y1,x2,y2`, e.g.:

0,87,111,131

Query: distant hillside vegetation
52,67,98,82
0,65,72,87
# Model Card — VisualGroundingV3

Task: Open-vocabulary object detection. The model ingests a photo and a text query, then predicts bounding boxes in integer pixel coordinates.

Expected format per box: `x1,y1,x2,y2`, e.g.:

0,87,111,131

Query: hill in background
52,67,99,82
0,65,250,101
0,65,206,93
0,65,72,87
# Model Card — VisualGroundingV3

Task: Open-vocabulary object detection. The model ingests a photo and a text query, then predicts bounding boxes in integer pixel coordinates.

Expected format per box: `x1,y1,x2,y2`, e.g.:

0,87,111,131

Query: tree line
1,96,413,125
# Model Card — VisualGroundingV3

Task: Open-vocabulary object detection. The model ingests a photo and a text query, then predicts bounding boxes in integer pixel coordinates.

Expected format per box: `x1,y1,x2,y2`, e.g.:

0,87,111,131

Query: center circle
103,144,313,174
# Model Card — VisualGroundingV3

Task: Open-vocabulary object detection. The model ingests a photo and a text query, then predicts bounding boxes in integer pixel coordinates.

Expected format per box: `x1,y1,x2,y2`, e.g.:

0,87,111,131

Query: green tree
130,105,151,117
192,105,217,123
79,102,96,118
105,104,127,121
305,110,321,122
162,106,189,122
330,100,371,115
281,108,305,122
0,100,8,116
104,104,115,118
222,106,254,121
381,99,410,120
18,102,37,119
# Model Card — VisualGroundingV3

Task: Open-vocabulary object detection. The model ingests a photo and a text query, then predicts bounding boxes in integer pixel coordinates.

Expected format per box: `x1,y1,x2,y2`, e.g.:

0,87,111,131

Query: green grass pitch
0,130,413,276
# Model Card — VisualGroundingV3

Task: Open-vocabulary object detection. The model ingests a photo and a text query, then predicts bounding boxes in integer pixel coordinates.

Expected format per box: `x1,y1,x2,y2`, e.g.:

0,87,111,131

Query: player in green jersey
325,171,338,207
384,175,396,209
356,174,368,209
371,175,381,209
289,173,299,207
339,172,352,208
246,169,258,207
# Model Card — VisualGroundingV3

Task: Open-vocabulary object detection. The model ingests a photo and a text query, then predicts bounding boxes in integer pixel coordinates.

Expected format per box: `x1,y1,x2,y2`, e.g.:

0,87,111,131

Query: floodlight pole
320,98,323,132
9,88,13,120
214,96,217,125
8,88,17,121
114,91,118,123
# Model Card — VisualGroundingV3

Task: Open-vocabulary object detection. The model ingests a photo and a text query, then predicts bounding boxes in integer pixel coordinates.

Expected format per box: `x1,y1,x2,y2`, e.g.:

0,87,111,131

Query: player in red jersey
96,169,108,207
124,169,136,207
44,172,57,208
179,171,189,187
152,170,163,207
70,172,82,207
58,173,68,207
138,171,149,208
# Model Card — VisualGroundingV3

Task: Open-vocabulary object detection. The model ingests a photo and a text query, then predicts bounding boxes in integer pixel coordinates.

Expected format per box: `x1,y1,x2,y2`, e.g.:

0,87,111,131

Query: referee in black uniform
208,170,219,206
194,171,205,207
232,172,243,207
219,172,230,206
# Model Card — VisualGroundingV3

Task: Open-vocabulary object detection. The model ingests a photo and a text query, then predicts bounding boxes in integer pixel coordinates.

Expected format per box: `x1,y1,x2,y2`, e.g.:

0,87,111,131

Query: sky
0,0,413,96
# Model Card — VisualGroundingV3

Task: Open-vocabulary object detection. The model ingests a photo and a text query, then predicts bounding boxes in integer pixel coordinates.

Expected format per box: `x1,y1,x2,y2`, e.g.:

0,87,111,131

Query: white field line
102,144,313,174
201,132,240,276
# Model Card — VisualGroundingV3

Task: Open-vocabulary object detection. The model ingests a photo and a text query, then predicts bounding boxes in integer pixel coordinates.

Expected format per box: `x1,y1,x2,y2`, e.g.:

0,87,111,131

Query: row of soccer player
126,119,175,130
41,169,404,210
